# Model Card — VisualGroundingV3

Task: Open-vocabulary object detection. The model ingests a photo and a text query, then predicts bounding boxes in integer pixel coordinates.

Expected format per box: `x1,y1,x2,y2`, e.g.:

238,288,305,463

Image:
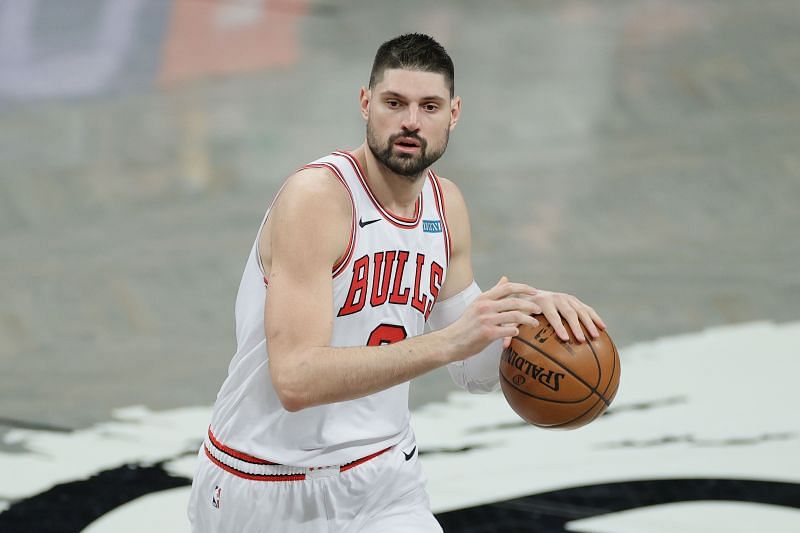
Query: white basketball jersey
208,150,451,467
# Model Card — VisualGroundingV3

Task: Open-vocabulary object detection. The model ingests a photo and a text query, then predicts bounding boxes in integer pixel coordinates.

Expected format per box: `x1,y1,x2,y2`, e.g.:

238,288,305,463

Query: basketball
500,314,620,429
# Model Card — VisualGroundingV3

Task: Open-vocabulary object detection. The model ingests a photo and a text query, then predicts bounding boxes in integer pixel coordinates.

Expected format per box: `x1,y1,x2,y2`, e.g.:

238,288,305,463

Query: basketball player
188,33,605,532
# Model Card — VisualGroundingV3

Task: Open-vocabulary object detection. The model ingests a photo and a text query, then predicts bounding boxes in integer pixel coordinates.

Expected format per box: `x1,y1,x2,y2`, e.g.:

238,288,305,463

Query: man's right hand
444,276,541,360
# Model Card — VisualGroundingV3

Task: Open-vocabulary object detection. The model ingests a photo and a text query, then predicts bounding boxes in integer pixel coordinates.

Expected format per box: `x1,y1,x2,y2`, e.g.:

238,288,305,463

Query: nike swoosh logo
358,217,381,228
403,446,416,461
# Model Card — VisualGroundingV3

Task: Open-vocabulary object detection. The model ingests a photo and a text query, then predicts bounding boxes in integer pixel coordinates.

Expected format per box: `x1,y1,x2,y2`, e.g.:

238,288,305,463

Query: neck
352,143,427,217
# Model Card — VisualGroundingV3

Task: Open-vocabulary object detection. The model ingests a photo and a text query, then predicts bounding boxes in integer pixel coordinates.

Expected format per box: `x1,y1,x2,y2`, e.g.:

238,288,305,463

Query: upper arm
263,167,352,367
437,177,474,300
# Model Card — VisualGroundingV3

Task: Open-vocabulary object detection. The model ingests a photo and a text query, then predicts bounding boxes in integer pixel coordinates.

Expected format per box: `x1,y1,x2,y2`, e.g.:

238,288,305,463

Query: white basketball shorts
187,428,442,533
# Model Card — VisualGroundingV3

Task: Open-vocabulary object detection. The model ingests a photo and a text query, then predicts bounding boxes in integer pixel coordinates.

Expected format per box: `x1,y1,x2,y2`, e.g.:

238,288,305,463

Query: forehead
373,68,450,99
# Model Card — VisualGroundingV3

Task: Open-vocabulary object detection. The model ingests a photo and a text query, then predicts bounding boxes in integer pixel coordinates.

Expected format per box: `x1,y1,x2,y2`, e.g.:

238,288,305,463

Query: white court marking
1,320,798,532
81,487,190,533
565,501,800,533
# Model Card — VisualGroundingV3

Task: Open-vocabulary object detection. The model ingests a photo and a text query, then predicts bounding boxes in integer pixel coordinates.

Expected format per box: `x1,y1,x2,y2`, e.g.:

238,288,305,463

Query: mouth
393,136,422,154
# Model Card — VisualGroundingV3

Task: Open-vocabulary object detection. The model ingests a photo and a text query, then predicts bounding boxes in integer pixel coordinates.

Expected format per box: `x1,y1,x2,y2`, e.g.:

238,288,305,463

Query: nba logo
212,485,221,508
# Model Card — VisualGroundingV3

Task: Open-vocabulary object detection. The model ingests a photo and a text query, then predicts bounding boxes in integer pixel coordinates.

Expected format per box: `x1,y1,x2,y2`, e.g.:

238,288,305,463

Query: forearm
429,281,503,392
447,340,503,393
270,328,455,411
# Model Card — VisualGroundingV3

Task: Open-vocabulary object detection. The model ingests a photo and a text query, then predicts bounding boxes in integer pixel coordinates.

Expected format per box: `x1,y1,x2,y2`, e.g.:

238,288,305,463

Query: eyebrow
380,91,447,103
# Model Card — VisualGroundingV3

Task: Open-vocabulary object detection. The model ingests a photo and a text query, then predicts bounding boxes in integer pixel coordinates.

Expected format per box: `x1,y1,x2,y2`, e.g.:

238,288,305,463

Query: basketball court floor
1,1,798,531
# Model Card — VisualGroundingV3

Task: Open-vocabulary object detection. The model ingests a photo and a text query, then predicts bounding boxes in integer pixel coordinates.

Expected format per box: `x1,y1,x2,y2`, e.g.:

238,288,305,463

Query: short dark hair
369,33,455,97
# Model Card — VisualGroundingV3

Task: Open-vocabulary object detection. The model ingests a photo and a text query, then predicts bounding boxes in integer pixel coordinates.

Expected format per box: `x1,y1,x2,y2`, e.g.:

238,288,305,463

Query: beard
366,121,449,181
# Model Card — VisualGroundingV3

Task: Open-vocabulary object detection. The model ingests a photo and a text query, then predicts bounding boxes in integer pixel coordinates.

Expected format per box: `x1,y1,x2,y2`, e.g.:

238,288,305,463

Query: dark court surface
1,4,799,529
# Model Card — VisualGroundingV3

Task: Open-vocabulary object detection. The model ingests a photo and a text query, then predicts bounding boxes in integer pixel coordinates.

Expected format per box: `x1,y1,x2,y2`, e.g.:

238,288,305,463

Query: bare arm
436,177,474,300
264,168,538,412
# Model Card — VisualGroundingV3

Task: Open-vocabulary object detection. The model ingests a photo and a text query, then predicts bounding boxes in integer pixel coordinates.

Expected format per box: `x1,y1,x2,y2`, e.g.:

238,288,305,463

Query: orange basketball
500,314,620,429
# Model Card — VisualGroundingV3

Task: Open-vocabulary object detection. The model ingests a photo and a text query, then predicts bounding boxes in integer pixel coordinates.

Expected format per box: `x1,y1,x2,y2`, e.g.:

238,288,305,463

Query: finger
512,293,542,315
500,321,522,349
587,306,606,330
504,296,543,316
568,295,605,332
496,325,519,341
560,306,586,343
493,297,542,315
495,311,539,328
542,308,571,342
570,296,600,339
577,308,600,339
484,281,538,300
560,296,589,342
565,296,602,337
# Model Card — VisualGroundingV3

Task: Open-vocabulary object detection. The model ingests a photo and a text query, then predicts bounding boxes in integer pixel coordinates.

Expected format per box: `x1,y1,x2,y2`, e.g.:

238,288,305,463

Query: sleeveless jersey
207,150,451,467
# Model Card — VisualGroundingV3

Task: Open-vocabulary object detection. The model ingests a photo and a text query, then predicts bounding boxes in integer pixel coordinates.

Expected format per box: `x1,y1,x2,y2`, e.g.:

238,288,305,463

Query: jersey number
367,324,408,346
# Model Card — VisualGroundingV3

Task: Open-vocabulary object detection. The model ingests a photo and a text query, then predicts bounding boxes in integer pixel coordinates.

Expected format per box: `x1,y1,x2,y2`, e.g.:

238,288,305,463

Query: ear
359,86,370,121
449,96,462,131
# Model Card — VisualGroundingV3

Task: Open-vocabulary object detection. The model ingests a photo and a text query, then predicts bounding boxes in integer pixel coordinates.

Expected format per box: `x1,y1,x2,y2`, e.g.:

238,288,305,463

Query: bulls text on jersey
338,251,444,320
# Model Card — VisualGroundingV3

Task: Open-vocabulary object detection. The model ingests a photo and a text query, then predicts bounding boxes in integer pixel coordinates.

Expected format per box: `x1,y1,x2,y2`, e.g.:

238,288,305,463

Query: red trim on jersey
332,150,422,229
204,439,392,482
204,445,307,482
256,177,295,282
339,446,392,472
429,171,452,266
207,427,278,465
302,162,358,278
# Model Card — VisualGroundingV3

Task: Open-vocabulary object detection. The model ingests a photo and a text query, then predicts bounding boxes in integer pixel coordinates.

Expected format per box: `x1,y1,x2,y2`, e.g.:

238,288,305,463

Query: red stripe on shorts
207,427,278,465
204,445,306,482
339,446,391,473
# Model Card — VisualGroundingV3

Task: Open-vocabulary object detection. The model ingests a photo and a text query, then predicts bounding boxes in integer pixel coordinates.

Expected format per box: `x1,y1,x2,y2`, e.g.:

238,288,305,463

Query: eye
423,103,439,112
386,100,401,108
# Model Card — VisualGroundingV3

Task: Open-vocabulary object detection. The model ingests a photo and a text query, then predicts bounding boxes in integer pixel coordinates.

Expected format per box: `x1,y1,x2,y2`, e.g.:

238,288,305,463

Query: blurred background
1,0,799,531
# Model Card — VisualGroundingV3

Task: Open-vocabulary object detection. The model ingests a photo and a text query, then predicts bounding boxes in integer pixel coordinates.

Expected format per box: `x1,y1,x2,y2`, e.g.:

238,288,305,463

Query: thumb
496,275,509,286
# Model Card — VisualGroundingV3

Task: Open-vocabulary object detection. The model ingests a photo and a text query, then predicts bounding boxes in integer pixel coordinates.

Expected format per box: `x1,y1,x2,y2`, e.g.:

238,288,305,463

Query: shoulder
431,175,473,295
280,165,352,210
434,175,466,211
263,165,353,265
269,165,354,229
433,175,470,240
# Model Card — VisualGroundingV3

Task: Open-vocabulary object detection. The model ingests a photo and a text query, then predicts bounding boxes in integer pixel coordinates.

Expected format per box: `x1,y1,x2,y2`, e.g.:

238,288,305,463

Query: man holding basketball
188,33,605,532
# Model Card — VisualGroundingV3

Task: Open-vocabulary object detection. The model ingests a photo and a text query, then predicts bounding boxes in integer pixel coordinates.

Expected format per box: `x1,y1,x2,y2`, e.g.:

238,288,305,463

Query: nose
400,104,421,132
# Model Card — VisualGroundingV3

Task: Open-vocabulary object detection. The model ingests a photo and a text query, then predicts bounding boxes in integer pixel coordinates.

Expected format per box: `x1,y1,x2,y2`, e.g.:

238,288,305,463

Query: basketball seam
605,341,620,400
514,336,609,406
549,342,620,428
603,342,621,403
548,396,606,429
586,331,602,390
584,338,614,407
550,325,603,390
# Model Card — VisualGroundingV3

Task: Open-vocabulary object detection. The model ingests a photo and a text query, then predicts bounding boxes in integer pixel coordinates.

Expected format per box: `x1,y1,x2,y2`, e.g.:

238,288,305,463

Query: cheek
425,114,451,131
425,117,451,141
369,109,395,130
